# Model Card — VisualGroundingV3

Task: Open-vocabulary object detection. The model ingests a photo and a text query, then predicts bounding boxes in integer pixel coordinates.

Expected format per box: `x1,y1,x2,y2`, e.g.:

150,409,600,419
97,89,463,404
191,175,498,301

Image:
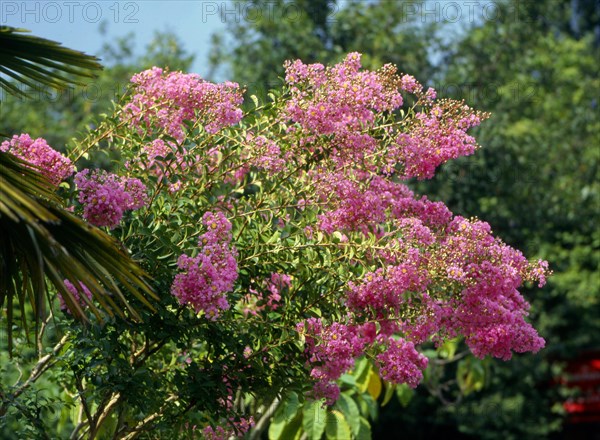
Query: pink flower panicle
123,67,243,141
375,336,429,387
314,172,452,235
399,74,422,94
347,256,429,316
1,134,73,185
201,425,229,440
298,172,549,398
202,416,254,440
297,319,367,404
241,273,289,316
394,103,488,179
143,138,185,172
265,273,290,309
245,133,289,174
341,214,549,360
298,318,429,404
59,280,93,314
171,212,238,319
283,55,489,179
283,53,403,169
74,169,148,229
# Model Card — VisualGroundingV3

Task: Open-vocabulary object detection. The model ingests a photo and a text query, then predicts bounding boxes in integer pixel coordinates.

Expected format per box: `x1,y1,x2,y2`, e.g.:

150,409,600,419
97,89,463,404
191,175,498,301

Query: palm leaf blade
0,152,158,349
0,26,103,97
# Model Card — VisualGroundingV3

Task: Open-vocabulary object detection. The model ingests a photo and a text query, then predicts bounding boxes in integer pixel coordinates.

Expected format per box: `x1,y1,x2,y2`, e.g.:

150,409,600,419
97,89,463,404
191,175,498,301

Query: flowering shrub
4,53,549,439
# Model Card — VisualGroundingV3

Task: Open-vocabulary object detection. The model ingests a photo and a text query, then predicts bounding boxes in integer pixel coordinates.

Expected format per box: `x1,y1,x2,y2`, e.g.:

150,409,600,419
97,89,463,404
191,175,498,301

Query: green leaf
339,373,357,387
366,369,382,400
358,393,378,420
325,410,352,440
356,417,372,440
457,356,486,395
381,380,397,407
269,392,302,440
0,26,102,98
353,357,372,393
438,337,460,359
335,393,360,436
395,383,414,407
302,399,327,440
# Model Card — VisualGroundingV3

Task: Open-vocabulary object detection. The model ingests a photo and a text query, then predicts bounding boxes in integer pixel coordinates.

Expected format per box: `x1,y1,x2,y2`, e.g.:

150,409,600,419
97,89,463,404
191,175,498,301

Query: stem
249,396,280,440
119,395,177,440
74,374,95,437
7,333,69,402
92,392,122,437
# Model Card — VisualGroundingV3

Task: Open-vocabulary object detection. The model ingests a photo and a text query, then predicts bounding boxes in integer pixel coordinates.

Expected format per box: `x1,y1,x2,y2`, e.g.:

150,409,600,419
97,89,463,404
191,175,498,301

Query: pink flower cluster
242,273,289,316
266,273,290,308
202,417,254,440
298,319,368,404
433,217,547,360
123,67,243,141
138,138,191,192
58,280,93,314
284,53,403,167
393,105,485,179
74,169,148,229
314,172,452,234
342,214,548,360
375,336,428,387
298,318,429,404
142,138,186,173
171,212,238,319
298,162,548,397
347,249,429,314
1,133,73,185
245,133,289,174
283,55,488,179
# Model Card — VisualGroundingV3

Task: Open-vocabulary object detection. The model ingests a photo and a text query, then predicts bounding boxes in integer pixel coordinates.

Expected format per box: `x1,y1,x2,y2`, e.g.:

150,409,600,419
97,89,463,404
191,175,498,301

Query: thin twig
249,396,280,440
9,333,69,401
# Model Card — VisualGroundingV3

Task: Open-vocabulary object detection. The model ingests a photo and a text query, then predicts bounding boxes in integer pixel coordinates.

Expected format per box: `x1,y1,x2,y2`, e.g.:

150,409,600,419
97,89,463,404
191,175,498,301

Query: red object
562,351,600,423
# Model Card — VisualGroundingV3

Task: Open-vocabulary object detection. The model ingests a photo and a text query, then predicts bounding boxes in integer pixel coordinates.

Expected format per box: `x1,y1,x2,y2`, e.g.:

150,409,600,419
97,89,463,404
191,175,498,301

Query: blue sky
1,1,489,78
1,1,232,76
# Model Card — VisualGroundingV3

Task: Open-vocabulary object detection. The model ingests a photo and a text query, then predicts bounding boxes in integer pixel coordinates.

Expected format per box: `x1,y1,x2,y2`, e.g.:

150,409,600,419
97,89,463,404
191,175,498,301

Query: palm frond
0,26,103,98
0,152,158,352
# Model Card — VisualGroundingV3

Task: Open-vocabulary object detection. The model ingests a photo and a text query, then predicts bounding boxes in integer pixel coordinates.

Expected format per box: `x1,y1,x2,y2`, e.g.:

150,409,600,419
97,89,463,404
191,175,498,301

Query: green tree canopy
209,0,439,98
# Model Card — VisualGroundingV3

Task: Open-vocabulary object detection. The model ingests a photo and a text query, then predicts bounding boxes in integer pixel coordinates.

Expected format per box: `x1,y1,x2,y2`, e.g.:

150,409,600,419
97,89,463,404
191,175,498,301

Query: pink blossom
399,74,422,94
171,212,238,319
265,273,290,309
58,280,93,314
74,169,148,229
297,318,371,404
394,106,484,180
1,134,73,185
123,68,243,141
283,53,403,168
245,133,289,174
375,336,428,387
201,416,254,440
